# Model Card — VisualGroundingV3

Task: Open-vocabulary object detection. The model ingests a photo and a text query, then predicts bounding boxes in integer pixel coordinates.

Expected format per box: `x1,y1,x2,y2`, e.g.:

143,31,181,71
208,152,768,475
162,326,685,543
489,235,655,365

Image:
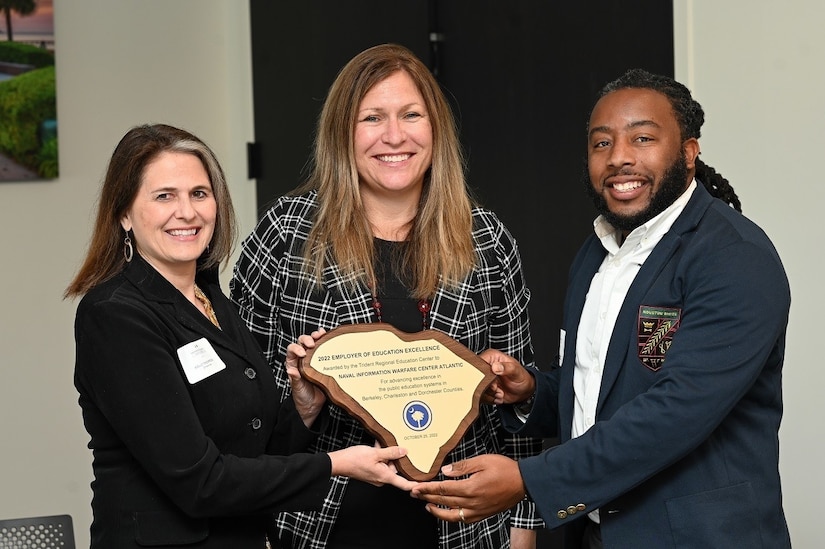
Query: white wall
0,2,255,547
1,2,819,547
675,1,823,546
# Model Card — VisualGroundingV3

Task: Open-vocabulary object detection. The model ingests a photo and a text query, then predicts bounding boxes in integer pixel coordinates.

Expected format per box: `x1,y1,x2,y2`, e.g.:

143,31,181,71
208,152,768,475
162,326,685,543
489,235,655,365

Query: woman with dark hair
231,44,543,548
66,124,413,549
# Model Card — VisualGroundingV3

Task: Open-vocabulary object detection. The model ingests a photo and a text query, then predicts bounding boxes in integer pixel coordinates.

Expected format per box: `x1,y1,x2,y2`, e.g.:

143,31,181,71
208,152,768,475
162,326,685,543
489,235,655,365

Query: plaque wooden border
301,323,495,481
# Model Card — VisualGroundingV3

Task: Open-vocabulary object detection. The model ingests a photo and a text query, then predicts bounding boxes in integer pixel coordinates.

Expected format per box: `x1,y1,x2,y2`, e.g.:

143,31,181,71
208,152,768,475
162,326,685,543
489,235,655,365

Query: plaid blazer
231,191,544,548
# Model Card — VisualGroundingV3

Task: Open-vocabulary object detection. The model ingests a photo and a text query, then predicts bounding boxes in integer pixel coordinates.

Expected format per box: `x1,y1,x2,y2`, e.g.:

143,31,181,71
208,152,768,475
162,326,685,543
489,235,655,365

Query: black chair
0,514,75,549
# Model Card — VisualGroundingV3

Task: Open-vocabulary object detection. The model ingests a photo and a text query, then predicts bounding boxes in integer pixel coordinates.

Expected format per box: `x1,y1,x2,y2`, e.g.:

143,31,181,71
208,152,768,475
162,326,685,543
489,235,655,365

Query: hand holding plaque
301,324,495,480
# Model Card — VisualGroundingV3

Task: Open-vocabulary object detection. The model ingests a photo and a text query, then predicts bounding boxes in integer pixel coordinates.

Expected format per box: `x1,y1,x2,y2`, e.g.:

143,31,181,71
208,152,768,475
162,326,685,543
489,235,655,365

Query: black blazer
74,256,332,548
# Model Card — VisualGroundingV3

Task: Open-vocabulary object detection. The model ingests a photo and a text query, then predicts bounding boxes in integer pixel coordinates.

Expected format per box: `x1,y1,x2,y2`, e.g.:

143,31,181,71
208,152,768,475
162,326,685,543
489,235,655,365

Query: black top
74,256,332,548
326,239,439,548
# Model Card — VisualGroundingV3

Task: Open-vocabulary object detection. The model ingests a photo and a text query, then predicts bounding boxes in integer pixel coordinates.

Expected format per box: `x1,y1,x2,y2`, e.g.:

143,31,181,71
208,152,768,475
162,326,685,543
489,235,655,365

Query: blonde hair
65,124,237,298
294,43,475,299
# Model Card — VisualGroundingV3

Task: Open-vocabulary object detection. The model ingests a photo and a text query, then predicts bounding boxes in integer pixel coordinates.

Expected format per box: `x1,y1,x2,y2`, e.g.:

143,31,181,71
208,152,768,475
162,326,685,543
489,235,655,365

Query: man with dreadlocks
413,69,791,548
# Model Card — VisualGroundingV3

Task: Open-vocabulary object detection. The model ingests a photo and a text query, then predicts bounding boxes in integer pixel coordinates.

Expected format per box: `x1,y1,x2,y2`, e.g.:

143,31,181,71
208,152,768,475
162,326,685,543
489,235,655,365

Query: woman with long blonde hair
232,44,543,548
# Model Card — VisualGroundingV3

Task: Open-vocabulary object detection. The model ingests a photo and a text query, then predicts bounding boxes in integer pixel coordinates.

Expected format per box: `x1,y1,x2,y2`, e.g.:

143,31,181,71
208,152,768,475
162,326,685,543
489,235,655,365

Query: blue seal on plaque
404,401,432,431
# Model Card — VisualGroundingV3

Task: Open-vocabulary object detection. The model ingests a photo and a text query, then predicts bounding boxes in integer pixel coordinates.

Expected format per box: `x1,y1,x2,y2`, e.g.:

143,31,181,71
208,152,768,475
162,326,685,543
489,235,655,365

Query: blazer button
576,503,587,512
557,510,568,520
244,367,257,379
250,417,262,430
566,506,578,516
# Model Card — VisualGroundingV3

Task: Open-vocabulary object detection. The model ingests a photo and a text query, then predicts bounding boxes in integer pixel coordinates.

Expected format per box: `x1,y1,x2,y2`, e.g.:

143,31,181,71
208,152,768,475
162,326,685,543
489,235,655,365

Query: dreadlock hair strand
599,69,743,211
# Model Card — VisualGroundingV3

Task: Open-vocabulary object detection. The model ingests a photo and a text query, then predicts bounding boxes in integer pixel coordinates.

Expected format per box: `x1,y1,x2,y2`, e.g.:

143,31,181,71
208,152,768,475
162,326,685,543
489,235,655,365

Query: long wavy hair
65,124,237,298
293,43,475,299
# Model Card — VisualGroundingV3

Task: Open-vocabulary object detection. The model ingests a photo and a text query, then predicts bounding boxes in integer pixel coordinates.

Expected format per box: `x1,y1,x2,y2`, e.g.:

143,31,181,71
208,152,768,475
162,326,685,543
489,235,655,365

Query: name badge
558,329,566,364
177,338,226,384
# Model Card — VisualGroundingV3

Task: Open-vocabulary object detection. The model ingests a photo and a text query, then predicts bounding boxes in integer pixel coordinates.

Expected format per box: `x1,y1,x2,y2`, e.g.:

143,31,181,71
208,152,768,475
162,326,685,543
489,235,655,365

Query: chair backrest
0,514,75,549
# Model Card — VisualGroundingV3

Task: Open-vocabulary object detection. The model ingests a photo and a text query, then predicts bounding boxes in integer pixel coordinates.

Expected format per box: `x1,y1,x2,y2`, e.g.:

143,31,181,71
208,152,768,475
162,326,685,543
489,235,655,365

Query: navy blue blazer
74,256,332,548
505,184,792,548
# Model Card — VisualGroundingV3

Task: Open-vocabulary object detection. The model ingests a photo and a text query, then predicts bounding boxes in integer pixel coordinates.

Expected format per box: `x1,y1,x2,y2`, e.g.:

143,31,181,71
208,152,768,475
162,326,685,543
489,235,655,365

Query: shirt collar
594,179,698,255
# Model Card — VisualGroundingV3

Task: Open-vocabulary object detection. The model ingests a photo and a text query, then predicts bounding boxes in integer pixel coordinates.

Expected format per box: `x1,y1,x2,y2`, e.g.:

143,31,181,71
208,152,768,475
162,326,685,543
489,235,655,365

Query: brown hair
65,124,237,298
294,43,475,299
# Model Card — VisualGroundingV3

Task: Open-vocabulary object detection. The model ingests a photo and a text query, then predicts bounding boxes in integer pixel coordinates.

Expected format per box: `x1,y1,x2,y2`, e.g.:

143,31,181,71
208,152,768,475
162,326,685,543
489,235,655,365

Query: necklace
371,293,432,331
194,284,221,329
371,238,431,330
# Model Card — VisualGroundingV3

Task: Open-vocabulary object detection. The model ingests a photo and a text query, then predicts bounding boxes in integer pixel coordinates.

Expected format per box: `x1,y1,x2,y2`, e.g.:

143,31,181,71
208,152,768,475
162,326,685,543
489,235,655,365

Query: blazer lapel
558,236,607,440
176,287,247,360
428,283,468,340
596,185,715,411
322,264,375,326
123,257,250,363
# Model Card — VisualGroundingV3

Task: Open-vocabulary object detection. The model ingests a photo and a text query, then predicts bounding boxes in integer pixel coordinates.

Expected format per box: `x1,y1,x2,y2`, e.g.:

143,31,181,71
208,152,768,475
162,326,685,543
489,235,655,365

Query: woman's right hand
328,444,417,491
285,329,327,427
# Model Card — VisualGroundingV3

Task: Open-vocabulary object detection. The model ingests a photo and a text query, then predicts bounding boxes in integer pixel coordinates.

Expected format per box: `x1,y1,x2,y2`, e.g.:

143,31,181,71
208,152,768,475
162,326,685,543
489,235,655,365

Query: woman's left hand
285,329,327,427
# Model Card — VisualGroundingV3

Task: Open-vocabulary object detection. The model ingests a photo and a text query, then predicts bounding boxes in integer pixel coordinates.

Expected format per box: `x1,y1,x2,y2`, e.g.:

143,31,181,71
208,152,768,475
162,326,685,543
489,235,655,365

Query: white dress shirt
572,180,697,522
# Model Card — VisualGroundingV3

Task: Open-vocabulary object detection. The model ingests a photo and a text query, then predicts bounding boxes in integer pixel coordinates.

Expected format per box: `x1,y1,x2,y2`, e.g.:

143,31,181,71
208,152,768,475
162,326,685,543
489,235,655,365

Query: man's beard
583,152,690,233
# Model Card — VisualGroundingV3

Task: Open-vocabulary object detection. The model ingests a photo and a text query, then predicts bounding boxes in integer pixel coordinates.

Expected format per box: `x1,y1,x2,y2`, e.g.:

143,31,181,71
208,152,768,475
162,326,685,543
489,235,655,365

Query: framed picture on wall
0,0,57,181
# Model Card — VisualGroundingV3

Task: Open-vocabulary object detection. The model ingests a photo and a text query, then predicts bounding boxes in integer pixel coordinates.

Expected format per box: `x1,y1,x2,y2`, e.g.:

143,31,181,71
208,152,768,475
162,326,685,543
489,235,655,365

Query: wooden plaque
301,324,495,481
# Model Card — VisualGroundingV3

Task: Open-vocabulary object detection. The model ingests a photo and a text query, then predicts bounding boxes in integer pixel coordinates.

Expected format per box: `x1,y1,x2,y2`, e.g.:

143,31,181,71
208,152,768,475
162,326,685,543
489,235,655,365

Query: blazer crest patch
637,305,681,371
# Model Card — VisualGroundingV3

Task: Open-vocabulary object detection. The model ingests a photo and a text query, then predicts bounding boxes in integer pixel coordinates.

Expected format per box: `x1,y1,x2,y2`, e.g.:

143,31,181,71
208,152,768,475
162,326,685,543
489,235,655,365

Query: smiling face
354,70,433,203
121,151,216,281
586,88,699,232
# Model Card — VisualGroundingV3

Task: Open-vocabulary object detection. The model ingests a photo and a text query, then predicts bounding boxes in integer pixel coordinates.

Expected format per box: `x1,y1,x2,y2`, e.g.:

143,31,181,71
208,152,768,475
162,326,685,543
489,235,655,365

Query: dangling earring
123,231,134,263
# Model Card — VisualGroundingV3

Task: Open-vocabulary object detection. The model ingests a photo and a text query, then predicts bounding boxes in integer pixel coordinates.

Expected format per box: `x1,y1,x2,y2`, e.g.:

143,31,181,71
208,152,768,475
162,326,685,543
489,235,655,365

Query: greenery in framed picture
0,0,57,181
